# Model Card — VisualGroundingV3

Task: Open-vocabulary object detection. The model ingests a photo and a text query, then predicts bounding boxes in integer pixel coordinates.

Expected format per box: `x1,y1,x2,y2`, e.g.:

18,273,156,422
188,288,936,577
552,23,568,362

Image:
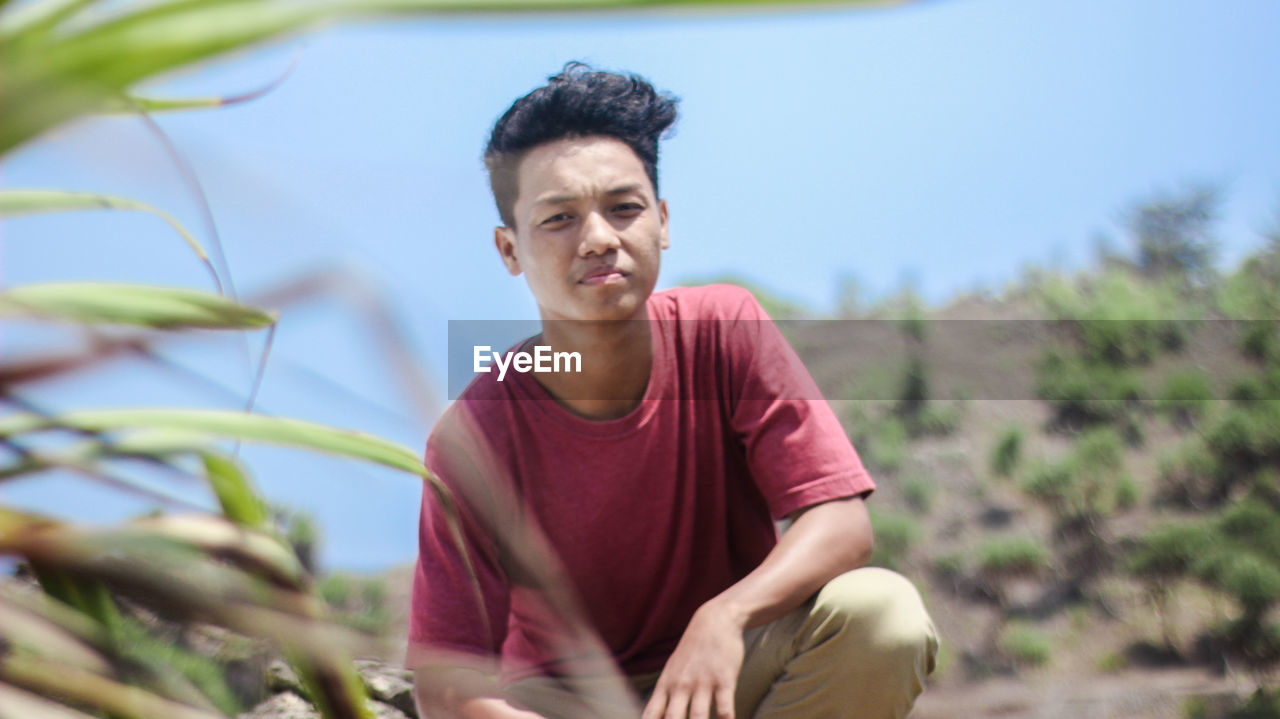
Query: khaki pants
507,567,939,718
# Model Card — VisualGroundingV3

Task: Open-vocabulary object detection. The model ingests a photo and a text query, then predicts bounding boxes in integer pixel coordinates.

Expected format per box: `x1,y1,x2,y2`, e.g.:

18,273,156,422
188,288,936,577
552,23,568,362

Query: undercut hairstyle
484,62,680,228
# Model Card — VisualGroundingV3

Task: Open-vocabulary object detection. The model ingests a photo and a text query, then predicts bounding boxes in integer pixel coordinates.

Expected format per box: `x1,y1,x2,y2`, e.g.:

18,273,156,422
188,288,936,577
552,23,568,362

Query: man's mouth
579,268,627,285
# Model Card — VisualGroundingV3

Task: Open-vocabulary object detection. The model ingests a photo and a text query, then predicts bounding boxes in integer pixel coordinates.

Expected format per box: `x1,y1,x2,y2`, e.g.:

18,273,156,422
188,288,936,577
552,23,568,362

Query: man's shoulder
650,283,763,320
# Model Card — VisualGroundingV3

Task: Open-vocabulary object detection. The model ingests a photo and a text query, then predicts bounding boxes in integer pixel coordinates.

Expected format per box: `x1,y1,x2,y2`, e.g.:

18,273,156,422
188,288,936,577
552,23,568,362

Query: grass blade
0,190,220,291
0,408,428,478
0,652,226,719
0,283,275,329
0,0,918,154
0,683,106,719
199,450,269,530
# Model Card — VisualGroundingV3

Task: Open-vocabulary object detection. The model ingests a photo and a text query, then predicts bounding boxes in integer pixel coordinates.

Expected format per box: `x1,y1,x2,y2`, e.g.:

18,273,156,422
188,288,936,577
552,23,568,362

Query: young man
409,64,938,719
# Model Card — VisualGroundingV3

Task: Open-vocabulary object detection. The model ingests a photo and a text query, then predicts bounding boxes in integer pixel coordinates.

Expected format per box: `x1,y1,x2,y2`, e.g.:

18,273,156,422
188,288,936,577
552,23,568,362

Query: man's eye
541,213,571,225
614,203,643,213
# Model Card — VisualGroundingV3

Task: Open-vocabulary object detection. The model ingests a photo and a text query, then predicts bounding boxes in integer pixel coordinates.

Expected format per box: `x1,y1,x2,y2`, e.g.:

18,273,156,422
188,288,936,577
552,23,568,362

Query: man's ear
659,199,670,250
494,226,522,276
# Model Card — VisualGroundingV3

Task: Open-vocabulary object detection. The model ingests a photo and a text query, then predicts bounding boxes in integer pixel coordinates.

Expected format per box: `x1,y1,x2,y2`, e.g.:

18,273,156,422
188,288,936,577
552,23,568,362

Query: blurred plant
899,474,934,514
321,574,393,636
1035,350,1144,430
999,622,1052,669
867,510,918,572
1157,370,1214,428
1130,498,1280,664
1022,428,1136,596
976,537,1049,609
863,416,908,475
1155,439,1219,509
1129,185,1220,287
990,426,1023,478
1202,402,1280,504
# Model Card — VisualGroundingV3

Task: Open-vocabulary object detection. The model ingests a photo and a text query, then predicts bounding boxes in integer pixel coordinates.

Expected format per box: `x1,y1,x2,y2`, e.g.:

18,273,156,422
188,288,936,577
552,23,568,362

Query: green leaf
0,283,275,328
0,652,226,719
0,408,428,478
0,191,217,288
0,0,97,40
0,0,917,155
200,451,269,530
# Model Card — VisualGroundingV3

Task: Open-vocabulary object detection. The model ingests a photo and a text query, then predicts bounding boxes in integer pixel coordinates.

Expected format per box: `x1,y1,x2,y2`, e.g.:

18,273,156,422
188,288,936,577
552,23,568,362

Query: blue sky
3,0,1280,571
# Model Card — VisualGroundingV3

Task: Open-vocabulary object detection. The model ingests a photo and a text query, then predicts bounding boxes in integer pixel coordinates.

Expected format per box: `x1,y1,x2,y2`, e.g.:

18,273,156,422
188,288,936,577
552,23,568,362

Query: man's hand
640,600,745,719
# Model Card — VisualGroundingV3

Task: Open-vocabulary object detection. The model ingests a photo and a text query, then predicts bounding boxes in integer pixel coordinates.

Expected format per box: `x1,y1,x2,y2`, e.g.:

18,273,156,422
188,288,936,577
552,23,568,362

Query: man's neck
529,313,653,421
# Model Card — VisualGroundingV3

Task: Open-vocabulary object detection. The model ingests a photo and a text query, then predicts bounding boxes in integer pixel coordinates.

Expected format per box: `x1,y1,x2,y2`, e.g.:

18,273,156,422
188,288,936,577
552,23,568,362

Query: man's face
494,135,669,323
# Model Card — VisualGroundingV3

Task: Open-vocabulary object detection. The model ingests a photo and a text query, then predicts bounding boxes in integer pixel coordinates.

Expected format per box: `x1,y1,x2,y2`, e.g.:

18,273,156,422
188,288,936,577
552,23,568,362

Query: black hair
484,62,679,228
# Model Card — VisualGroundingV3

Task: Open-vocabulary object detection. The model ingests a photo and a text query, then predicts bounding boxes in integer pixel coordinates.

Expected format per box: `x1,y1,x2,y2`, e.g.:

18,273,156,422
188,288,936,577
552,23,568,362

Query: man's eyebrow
532,184,644,207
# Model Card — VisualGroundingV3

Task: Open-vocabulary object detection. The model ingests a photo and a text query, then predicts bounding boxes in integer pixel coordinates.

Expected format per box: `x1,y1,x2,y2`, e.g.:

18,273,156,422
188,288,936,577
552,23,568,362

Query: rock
370,700,411,719
355,659,417,718
268,659,305,696
237,690,410,719
238,692,318,719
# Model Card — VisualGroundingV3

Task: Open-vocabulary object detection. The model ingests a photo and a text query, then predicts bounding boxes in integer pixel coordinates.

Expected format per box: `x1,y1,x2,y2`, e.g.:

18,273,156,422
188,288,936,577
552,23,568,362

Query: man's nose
578,211,621,256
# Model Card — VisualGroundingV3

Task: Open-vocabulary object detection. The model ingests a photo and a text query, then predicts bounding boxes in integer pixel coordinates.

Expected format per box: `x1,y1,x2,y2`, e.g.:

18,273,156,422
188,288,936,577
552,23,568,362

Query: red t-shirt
407,284,873,680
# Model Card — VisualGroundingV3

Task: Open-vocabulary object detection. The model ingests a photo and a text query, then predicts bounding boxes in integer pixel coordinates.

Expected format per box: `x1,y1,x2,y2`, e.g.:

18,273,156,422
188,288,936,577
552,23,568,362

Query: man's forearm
707,494,873,631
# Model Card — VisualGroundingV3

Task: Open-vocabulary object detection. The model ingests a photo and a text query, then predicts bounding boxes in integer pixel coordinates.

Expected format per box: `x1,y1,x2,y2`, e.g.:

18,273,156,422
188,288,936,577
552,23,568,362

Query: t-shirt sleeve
719,286,875,519
406,410,511,668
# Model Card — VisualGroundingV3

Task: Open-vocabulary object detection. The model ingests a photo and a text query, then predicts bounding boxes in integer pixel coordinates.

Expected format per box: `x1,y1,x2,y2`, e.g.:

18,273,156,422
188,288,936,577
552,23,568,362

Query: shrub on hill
1155,440,1219,509
1000,622,1053,668
991,426,1024,478
1037,269,1190,365
1130,497,1280,664
1157,370,1214,427
900,474,935,513
868,510,919,572
1023,428,1134,529
1203,402,1280,501
1036,351,1144,430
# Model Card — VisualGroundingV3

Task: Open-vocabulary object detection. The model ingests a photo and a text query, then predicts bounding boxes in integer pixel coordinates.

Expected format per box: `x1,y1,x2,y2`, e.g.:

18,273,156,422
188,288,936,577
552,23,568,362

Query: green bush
1096,651,1127,674
864,417,908,474
320,574,394,636
1114,474,1141,509
1036,351,1144,428
319,573,354,608
1074,427,1125,474
1067,270,1189,365
1231,375,1267,403
931,552,966,580
1023,428,1135,531
1158,370,1213,426
896,355,929,421
900,475,934,513
978,538,1050,576
990,426,1024,477
1155,440,1219,508
1196,551,1280,620
909,401,964,438
1240,321,1278,362
1128,522,1214,580
1001,622,1052,667
868,510,919,571
1204,403,1280,487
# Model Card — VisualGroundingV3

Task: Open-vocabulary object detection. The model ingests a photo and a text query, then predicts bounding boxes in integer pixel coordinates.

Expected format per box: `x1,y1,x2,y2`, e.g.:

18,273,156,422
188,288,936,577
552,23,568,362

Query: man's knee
812,567,939,674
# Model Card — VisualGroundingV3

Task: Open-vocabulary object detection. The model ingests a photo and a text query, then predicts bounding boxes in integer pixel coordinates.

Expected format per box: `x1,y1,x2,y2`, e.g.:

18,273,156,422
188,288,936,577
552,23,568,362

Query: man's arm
640,494,874,719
